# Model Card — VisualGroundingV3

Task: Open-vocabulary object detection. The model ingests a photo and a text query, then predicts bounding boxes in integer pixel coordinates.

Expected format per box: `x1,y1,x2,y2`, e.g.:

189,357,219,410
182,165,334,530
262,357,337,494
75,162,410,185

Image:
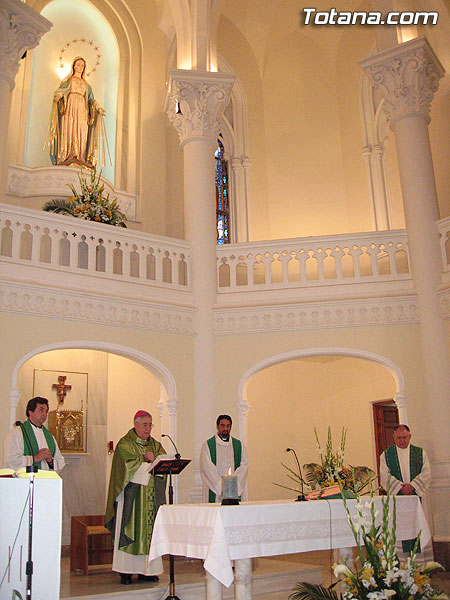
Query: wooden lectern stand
0,472,62,600
149,457,190,600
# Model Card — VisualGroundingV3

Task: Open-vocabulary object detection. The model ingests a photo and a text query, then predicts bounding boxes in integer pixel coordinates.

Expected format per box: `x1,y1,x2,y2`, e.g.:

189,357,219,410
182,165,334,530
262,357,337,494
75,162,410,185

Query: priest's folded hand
144,450,155,463
34,448,52,463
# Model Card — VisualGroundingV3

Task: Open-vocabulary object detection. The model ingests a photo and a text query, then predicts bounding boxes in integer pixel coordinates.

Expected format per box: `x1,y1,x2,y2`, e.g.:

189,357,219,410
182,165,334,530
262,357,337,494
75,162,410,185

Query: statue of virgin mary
48,56,107,167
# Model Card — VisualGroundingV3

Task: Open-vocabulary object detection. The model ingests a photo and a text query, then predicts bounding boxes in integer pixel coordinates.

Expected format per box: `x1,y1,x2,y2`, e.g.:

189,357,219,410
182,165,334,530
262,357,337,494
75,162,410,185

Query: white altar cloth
149,497,430,588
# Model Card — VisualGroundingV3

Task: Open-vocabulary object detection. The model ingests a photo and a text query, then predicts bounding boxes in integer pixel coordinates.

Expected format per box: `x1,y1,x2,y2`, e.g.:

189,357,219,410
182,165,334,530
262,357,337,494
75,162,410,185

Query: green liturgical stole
207,436,242,503
384,444,423,553
21,420,56,469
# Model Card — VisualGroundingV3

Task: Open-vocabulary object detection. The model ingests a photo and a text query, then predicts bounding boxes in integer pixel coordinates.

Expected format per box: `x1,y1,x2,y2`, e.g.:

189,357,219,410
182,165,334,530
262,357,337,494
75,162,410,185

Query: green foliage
289,582,339,600
274,427,375,497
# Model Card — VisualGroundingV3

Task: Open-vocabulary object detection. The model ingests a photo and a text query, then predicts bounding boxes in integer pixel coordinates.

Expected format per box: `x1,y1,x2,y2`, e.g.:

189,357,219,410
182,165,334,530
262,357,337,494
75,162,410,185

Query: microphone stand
286,448,306,501
25,465,38,600
161,434,181,600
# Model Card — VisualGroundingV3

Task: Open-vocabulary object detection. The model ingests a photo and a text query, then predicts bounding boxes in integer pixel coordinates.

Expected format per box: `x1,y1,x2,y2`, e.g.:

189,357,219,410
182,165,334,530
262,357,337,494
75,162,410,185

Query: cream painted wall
132,0,169,235
246,356,396,501
216,0,449,240
106,353,162,447
217,14,271,241
430,78,450,220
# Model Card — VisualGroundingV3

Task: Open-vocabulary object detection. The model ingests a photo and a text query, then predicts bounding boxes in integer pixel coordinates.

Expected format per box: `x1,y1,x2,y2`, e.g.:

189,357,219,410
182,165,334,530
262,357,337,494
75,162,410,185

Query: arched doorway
237,348,407,501
9,341,178,547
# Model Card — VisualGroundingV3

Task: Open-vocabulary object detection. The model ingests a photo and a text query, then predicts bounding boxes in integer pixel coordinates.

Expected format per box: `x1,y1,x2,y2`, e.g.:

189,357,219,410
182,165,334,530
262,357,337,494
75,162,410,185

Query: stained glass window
215,139,230,244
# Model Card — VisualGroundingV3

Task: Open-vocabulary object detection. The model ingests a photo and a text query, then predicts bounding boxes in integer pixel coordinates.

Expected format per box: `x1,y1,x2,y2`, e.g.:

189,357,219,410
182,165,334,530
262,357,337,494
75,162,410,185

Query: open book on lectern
148,454,191,475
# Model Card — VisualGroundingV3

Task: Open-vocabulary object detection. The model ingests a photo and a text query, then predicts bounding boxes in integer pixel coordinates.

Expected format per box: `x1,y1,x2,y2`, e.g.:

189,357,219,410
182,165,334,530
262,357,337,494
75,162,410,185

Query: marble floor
60,551,450,600
60,551,330,599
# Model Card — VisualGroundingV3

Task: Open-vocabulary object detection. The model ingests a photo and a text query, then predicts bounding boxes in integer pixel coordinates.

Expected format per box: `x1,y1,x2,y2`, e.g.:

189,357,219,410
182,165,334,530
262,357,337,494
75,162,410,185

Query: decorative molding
214,296,419,334
6,165,138,221
165,70,235,146
0,281,196,335
437,288,450,320
360,37,444,127
0,0,52,91
393,392,407,423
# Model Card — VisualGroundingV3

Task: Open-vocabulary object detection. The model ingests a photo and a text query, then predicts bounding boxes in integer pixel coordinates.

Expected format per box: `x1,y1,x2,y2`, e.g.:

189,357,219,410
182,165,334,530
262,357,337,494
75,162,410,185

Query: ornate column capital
165,69,235,147
360,37,444,128
0,0,52,91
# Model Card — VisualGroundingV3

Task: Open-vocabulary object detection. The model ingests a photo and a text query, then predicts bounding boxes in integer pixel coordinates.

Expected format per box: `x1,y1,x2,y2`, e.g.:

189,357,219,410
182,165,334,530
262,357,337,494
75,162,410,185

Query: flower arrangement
275,427,374,497
289,481,448,600
42,168,126,227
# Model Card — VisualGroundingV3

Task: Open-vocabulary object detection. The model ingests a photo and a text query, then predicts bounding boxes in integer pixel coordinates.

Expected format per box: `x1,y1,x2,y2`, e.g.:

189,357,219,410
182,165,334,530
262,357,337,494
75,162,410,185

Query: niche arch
16,0,142,194
9,341,178,445
237,347,407,446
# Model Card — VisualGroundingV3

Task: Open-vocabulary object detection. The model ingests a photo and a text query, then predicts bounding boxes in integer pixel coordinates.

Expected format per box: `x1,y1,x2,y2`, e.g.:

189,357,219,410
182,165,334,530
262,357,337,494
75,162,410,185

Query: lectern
0,472,62,600
149,457,190,600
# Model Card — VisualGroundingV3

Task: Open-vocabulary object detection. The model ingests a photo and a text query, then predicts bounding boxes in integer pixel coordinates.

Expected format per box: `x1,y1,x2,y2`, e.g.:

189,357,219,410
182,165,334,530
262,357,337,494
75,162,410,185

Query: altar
149,497,431,599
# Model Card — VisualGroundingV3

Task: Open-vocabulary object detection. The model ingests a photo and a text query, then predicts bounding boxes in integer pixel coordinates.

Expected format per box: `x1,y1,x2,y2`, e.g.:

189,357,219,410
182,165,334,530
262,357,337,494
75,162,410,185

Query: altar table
149,497,430,595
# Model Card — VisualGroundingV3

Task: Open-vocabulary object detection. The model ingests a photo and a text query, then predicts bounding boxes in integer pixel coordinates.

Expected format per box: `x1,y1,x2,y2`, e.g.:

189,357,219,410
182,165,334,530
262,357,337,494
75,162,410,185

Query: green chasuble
384,444,423,553
105,429,167,556
21,420,56,469
207,435,242,503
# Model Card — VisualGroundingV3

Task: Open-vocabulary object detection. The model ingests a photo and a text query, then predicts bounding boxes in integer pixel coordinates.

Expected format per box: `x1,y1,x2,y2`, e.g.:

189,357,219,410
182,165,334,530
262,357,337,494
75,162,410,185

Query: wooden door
373,400,399,487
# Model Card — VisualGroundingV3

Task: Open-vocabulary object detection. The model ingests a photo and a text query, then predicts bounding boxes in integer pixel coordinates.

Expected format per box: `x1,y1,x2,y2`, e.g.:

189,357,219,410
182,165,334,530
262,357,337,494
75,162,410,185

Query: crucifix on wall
52,375,72,408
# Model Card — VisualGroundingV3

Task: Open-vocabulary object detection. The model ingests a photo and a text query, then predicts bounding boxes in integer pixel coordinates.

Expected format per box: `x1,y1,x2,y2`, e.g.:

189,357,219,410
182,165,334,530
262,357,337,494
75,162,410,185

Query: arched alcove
9,341,178,546
238,348,406,501
25,0,118,182
12,0,143,197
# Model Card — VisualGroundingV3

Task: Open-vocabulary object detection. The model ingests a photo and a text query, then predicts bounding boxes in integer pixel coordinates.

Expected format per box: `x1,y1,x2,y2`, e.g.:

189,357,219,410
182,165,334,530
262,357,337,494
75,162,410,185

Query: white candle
222,472,238,499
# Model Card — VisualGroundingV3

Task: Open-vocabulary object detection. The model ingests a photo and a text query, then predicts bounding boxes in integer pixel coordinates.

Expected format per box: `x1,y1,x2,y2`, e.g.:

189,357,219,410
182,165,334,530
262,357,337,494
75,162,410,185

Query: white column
166,70,235,497
0,0,52,192
230,156,251,243
361,37,450,542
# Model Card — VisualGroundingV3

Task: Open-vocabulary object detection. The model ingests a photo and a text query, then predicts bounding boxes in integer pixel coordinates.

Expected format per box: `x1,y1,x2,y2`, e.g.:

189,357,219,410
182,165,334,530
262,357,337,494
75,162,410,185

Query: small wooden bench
70,515,113,575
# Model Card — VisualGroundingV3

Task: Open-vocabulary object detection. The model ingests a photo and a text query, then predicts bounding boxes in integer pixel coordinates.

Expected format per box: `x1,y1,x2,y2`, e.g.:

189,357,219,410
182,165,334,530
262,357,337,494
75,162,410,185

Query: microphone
161,433,181,460
286,447,306,501
15,421,38,468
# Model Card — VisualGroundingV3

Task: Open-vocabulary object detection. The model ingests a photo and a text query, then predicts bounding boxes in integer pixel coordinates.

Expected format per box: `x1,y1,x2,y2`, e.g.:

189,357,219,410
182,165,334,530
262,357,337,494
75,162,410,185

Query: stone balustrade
0,204,420,305
0,203,191,295
437,216,450,278
216,230,412,295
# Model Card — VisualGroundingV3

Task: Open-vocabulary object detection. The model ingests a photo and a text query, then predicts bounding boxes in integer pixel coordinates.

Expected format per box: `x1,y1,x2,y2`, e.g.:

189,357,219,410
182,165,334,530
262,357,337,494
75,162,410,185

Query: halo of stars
58,39,102,78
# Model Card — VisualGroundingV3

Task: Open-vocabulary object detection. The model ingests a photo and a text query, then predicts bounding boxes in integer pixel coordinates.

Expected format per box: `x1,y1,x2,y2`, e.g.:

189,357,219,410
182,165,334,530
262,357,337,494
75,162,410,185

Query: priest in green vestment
105,410,167,586
3,397,65,472
380,424,431,553
200,414,248,502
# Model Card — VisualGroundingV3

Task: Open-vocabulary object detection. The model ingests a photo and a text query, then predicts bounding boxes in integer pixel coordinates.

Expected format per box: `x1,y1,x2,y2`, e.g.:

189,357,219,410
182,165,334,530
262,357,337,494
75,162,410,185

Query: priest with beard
105,411,167,585
200,414,248,502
